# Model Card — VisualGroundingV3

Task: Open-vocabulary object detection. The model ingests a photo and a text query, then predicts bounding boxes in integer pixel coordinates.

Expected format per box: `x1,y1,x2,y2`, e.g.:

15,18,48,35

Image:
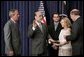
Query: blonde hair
61,17,72,28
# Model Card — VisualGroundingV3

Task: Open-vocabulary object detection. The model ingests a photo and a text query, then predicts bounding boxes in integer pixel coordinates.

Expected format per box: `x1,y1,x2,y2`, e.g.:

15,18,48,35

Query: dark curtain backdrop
1,1,83,56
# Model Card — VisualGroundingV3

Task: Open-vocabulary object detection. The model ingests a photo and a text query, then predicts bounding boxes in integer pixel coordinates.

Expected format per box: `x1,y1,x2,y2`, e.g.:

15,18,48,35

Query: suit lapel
52,23,56,32
36,25,43,34
56,23,62,31
39,23,44,33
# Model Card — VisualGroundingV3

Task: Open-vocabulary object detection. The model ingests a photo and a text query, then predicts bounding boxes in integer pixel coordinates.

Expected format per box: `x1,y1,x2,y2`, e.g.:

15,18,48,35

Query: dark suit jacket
66,17,83,56
48,22,62,40
4,20,20,55
28,23,48,56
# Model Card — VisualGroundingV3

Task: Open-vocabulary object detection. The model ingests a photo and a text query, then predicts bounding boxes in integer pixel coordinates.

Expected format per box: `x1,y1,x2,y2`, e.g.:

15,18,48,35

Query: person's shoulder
78,16,82,19
49,22,54,25
48,22,54,28
5,20,11,26
76,17,83,25
58,22,62,28
4,20,11,29
77,16,82,22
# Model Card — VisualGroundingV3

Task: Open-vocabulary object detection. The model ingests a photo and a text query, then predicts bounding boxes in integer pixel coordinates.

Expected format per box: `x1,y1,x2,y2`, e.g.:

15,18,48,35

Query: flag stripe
38,1,46,25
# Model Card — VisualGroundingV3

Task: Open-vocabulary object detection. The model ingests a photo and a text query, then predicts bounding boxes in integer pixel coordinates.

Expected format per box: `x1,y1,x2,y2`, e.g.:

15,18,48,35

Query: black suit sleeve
66,22,79,41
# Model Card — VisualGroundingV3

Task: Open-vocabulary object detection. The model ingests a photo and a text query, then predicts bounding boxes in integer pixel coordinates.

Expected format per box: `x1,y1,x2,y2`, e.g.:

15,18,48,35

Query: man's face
53,14,60,22
35,12,43,23
70,14,75,21
13,10,20,21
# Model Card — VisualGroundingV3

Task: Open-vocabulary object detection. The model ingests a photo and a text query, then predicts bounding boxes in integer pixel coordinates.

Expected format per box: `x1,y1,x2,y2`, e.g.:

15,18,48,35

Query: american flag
63,1,66,5
38,1,46,25
62,1,66,14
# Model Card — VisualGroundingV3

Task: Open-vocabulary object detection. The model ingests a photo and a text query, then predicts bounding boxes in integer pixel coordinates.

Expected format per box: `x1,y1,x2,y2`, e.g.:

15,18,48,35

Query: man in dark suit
48,13,62,56
28,11,49,56
66,9,83,56
4,9,20,56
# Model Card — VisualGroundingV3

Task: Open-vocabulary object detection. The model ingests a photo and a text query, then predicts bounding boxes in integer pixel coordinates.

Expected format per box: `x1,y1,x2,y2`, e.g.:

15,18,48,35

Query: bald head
70,9,80,15
70,9,80,21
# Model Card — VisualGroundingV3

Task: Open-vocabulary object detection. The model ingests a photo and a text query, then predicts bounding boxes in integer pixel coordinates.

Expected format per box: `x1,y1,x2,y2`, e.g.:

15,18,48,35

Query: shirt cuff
32,26,36,30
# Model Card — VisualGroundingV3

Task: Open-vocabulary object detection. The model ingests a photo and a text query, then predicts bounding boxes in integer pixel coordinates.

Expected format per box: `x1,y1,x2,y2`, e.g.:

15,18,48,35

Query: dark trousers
48,45,58,56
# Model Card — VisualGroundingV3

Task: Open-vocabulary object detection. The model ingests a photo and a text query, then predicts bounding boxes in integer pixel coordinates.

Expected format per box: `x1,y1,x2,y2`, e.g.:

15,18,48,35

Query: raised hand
32,20,37,28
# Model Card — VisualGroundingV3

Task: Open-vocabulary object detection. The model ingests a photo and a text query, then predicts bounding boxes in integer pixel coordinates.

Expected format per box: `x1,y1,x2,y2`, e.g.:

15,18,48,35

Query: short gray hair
9,9,18,17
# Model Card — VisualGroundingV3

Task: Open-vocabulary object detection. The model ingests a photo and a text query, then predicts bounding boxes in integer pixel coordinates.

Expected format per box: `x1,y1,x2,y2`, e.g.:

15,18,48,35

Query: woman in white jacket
53,17,72,56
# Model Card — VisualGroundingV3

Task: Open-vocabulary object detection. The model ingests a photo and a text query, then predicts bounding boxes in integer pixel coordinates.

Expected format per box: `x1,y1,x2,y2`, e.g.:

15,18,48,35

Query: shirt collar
11,18,16,23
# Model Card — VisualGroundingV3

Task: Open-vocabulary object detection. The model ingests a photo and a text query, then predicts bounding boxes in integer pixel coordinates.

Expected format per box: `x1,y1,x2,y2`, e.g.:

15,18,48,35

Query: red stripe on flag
41,16,47,26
